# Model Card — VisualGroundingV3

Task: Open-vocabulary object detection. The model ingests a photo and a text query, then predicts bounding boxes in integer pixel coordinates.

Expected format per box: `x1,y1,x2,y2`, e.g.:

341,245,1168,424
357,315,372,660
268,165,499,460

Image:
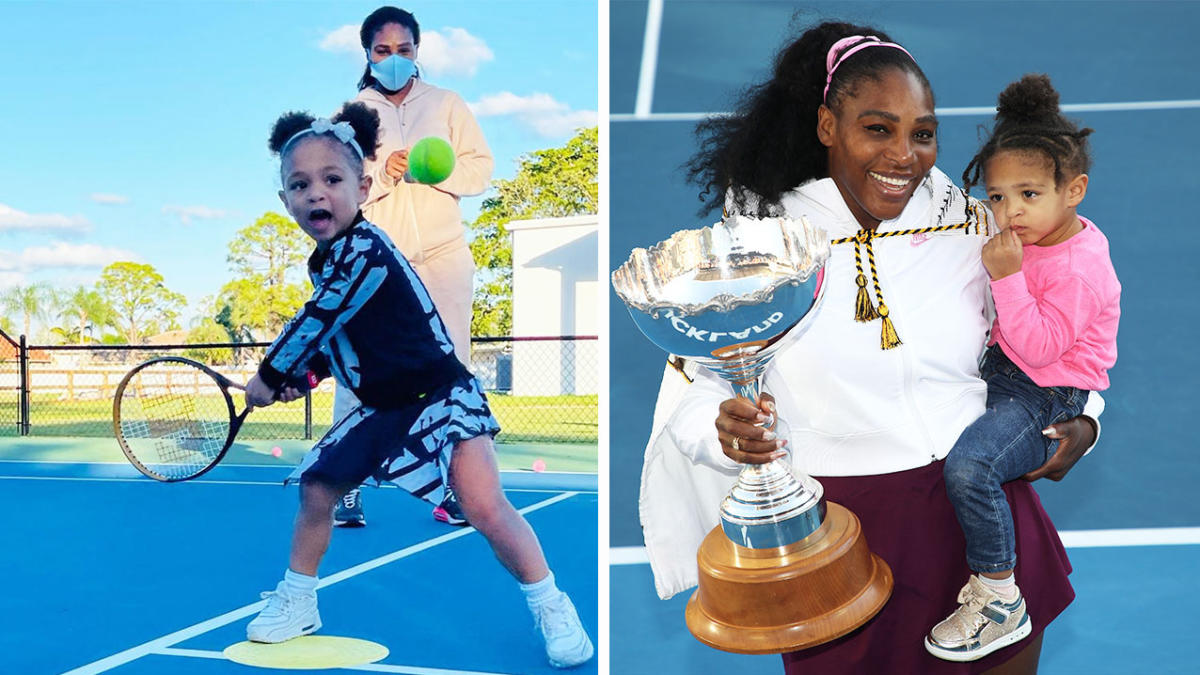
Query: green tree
52,286,114,345
469,126,598,336
1,282,57,338
185,318,236,365
96,262,186,344
217,212,311,339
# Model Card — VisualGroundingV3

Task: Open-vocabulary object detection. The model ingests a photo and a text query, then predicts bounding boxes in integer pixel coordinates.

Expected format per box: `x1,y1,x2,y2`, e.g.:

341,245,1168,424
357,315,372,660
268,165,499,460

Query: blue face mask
367,53,416,92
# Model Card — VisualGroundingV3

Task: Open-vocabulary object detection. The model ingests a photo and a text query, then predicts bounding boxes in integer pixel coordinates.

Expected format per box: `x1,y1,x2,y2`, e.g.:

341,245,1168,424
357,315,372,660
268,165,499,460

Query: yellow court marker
224,636,389,670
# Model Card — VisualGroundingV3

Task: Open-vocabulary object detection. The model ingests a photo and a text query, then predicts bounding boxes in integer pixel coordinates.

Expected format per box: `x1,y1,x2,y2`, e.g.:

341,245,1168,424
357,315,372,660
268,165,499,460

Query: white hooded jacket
355,81,493,264
636,167,1103,600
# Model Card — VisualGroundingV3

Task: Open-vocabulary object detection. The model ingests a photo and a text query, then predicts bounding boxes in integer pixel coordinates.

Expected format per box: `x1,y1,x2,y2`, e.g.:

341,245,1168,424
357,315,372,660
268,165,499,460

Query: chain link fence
0,333,597,445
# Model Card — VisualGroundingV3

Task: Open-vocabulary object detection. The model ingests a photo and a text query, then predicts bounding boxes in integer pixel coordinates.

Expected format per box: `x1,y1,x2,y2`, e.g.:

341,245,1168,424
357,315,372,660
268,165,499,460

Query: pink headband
823,35,915,102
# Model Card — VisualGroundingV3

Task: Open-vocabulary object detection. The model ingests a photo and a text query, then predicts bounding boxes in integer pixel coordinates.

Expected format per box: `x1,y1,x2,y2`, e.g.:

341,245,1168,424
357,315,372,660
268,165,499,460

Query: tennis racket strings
117,360,236,480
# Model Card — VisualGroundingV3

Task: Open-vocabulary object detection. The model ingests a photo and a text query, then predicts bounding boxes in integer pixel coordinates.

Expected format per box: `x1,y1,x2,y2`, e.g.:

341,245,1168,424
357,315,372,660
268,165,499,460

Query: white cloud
0,271,24,289
20,242,137,270
0,203,91,233
90,193,130,205
469,92,598,138
318,25,492,79
419,28,493,78
319,25,361,54
163,205,230,225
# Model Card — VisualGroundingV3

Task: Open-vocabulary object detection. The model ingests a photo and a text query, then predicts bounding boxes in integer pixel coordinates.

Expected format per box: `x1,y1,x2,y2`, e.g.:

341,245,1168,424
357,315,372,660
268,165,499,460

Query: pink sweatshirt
989,216,1120,390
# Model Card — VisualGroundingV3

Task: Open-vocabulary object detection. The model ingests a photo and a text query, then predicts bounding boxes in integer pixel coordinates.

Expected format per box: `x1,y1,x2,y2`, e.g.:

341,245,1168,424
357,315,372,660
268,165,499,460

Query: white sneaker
246,582,322,643
531,591,594,668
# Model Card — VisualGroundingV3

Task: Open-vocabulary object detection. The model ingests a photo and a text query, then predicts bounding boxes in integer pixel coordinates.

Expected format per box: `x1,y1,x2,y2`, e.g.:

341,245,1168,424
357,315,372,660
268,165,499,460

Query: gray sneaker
334,488,365,527
925,575,1032,662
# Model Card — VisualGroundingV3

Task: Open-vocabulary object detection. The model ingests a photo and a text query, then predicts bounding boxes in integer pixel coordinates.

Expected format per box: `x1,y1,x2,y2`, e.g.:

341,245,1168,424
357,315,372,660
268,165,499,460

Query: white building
506,215,598,396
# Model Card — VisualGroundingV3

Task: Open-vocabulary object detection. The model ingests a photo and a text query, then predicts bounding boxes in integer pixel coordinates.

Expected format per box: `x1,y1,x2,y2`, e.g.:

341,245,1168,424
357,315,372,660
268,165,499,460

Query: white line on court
633,0,664,117
153,647,511,675
0,474,589,494
1057,527,1200,548
608,526,1200,566
59,492,579,675
0,464,598,492
610,98,1200,122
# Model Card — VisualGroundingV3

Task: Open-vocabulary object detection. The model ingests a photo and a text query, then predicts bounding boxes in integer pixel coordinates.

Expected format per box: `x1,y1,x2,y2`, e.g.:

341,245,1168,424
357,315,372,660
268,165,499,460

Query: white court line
60,492,578,675
1057,527,1200,548
609,526,1200,566
0,475,282,487
0,474,585,494
153,647,509,675
633,0,664,117
611,98,1200,122
0,466,598,493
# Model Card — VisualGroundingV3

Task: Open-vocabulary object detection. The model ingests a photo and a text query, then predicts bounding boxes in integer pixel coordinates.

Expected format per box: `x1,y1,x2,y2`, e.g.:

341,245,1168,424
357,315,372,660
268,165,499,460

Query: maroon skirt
781,460,1073,674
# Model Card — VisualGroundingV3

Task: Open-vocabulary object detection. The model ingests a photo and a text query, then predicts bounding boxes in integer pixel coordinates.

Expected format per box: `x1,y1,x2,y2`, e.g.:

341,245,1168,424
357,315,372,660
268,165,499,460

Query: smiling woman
818,69,938,230
640,20,1101,675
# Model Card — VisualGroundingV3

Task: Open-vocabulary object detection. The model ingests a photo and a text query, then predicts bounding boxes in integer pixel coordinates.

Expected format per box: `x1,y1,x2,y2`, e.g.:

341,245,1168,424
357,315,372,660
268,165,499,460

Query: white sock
977,572,1019,603
284,568,318,598
519,571,560,607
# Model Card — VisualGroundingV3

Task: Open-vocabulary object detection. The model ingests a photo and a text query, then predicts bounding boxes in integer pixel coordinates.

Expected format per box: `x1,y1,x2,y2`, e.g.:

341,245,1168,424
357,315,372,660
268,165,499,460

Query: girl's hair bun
996,73,1060,125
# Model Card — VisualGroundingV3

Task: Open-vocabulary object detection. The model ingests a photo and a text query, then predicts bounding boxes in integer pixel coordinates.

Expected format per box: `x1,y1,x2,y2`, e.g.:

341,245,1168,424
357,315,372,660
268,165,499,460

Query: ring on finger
731,436,740,452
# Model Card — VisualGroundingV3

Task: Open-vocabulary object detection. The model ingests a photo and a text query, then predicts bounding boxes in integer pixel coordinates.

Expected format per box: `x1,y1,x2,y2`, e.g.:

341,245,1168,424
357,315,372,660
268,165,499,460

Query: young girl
925,74,1120,662
242,102,593,669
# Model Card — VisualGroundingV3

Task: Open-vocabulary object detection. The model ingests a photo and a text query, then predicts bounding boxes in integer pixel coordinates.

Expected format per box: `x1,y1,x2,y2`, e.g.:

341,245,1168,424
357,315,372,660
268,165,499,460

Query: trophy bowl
613,214,892,653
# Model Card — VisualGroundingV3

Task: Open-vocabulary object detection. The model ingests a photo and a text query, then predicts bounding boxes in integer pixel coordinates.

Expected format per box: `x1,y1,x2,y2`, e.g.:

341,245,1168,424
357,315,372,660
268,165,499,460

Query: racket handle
283,370,319,393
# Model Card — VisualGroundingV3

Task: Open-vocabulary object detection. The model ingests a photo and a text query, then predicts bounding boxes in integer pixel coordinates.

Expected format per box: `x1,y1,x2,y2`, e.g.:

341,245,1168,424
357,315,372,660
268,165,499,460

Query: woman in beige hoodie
334,6,494,528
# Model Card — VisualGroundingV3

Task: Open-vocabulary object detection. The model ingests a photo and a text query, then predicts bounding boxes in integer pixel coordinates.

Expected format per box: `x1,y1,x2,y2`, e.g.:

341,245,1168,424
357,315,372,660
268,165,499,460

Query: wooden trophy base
685,501,893,654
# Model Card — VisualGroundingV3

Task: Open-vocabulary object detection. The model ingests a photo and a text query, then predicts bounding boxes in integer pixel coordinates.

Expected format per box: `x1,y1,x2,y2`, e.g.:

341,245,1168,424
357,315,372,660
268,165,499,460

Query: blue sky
0,0,597,334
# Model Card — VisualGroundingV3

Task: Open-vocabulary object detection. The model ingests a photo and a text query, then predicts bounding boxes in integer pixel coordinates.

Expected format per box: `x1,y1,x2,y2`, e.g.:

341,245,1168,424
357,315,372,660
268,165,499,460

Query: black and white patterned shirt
258,214,467,408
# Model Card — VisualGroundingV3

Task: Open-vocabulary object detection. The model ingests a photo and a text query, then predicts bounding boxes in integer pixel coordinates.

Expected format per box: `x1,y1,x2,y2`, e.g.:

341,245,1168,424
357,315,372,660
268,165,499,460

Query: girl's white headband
280,118,364,159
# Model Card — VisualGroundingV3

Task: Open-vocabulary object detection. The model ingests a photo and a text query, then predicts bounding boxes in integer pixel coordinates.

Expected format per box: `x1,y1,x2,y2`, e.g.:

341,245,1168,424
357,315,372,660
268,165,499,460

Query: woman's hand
1022,415,1097,482
384,149,409,181
716,392,788,465
243,375,276,409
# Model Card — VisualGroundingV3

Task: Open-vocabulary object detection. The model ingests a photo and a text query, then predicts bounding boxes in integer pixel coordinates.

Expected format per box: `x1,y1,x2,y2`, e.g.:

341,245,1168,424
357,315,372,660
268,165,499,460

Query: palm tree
1,282,57,338
55,286,114,345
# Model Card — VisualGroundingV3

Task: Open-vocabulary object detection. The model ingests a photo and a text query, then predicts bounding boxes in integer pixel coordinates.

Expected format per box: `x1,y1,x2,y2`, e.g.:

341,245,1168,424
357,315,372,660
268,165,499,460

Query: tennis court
609,2,1200,674
0,443,596,674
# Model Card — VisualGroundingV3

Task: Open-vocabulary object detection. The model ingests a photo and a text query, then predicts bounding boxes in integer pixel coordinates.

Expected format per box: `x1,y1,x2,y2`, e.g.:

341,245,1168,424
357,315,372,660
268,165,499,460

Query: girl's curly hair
268,102,381,177
962,73,1093,192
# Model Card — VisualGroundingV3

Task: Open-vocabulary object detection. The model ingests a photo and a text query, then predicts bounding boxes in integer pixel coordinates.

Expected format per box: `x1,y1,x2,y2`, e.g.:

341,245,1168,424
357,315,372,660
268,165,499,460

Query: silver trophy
612,213,829,549
613,213,892,654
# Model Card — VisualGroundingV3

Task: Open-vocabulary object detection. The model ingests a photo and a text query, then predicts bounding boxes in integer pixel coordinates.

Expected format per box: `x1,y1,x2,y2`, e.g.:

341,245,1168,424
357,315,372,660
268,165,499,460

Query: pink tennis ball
271,446,283,458
532,459,546,473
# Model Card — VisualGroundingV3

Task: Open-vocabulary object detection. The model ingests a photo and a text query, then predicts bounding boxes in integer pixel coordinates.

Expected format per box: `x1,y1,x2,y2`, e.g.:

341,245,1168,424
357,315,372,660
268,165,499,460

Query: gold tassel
877,303,902,349
854,274,878,321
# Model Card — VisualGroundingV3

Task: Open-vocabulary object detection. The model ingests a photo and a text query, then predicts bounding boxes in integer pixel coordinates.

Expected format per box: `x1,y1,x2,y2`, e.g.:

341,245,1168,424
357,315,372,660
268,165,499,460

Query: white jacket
355,81,493,264
640,167,1000,599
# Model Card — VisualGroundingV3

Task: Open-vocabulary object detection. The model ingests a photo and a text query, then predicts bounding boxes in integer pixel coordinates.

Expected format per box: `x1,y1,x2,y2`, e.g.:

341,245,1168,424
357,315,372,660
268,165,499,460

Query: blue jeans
944,345,1087,573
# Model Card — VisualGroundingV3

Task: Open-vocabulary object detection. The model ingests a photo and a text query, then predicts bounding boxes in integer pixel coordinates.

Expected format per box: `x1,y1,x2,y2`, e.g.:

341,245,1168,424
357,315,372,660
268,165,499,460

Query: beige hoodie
355,81,493,264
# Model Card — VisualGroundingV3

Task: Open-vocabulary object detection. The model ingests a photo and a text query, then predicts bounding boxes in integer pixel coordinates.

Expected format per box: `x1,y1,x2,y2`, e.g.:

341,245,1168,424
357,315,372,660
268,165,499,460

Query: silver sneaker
246,582,322,643
925,575,1032,662
531,592,594,668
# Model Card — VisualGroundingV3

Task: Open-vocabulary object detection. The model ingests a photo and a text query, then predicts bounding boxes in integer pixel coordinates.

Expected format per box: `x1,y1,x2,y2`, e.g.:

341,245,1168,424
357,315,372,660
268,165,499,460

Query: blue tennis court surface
0,460,596,674
610,1,1200,673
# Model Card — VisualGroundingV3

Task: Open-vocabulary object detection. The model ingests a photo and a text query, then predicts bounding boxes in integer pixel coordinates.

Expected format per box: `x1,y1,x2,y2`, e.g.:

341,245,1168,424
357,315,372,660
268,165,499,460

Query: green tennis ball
409,136,455,184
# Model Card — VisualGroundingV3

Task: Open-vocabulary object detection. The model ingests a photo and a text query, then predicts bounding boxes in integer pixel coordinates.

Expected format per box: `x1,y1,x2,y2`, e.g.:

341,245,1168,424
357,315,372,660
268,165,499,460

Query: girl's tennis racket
113,356,254,482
